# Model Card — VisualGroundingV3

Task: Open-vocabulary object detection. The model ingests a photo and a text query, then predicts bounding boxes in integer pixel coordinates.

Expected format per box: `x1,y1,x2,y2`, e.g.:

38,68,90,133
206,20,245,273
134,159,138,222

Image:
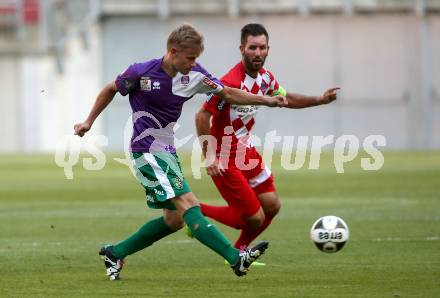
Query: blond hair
167,23,204,52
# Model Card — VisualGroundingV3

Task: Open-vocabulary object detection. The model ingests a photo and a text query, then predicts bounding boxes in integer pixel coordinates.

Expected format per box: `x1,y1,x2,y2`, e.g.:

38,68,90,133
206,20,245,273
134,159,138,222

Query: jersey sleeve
115,64,140,96
203,94,223,116
193,64,224,95
201,68,240,115
266,71,287,97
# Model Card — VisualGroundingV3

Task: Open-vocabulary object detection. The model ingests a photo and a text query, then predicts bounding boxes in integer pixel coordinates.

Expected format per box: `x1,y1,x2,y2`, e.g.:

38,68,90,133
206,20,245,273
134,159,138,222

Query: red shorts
212,147,275,218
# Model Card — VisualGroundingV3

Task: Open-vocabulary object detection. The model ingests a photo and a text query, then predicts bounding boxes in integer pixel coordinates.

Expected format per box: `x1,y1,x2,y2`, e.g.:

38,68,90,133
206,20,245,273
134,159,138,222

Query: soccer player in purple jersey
74,24,287,280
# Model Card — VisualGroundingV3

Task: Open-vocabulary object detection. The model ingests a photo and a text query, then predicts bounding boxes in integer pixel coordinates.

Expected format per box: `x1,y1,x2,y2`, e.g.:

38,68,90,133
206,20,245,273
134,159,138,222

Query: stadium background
0,1,439,297
0,0,439,152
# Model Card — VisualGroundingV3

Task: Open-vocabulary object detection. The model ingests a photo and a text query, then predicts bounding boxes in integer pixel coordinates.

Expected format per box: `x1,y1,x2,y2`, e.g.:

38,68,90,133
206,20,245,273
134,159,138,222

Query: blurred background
0,0,439,152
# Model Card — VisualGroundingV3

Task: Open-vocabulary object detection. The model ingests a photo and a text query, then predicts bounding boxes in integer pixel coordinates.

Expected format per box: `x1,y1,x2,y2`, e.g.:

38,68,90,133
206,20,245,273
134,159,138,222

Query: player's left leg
234,147,281,248
110,215,179,260
100,214,177,280
234,176,280,248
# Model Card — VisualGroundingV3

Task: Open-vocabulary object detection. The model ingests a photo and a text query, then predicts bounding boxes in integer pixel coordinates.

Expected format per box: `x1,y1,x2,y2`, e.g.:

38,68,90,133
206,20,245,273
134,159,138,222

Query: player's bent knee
260,196,281,218
265,201,281,218
173,220,185,230
164,217,185,231
244,212,265,229
171,192,199,211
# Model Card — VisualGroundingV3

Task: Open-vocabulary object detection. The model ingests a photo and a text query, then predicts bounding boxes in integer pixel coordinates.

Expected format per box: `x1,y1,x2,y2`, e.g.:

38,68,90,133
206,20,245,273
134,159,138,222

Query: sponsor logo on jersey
146,194,155,203
154,188,165,196
232,105,258,116
181,75,190,85
153,81,161,90
140,77,151,91
202,77,218,90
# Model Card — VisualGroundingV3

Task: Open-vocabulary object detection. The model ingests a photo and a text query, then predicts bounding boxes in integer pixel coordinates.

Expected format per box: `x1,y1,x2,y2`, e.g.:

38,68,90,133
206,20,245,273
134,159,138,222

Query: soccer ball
310,215,349,253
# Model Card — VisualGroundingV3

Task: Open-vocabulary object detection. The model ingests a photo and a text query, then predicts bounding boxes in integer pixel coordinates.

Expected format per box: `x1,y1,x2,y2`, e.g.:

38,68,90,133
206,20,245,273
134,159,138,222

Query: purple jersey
115,58,223,153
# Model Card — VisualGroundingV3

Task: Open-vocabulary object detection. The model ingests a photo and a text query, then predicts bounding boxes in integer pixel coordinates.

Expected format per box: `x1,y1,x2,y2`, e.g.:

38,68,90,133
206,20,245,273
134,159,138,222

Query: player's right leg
173,192,269,276
234,179,280,248
98,152,186,280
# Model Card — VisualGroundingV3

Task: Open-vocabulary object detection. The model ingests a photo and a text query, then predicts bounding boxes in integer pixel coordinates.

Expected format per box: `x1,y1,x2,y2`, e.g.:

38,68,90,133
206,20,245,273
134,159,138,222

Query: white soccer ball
310,215,349,253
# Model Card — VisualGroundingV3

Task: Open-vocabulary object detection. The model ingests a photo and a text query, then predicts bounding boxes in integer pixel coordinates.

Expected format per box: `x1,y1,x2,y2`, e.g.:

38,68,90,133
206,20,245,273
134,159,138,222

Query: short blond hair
167,23,204,52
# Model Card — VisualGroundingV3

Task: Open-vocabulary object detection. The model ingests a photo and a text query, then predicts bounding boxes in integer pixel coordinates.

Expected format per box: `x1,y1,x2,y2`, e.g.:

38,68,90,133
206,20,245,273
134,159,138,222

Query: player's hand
318,87,340,104
74,121,91,137
264,95,288,107
205,157,225,176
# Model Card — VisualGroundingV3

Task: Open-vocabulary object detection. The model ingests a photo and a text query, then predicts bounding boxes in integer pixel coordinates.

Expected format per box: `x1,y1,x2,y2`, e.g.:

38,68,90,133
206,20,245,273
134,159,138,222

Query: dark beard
244,56,265,73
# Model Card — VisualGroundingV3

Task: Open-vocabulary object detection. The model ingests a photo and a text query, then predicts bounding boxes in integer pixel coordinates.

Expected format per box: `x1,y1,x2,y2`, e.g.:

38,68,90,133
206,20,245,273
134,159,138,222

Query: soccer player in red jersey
195,24,339,259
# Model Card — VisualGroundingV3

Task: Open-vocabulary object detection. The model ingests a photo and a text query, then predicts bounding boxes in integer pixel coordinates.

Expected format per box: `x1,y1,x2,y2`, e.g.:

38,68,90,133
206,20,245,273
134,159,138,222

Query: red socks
200,203,245,229
234,215,273,248
200,203,275,249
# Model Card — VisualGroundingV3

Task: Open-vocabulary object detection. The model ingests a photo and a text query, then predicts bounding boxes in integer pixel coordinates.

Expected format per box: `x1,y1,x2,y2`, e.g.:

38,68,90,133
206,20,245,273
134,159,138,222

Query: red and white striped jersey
203,62,283,161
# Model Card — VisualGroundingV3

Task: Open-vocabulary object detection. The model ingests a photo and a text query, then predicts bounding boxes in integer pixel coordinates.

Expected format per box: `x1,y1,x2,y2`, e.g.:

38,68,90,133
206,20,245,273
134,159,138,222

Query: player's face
240,34,269,73
171,46,201,75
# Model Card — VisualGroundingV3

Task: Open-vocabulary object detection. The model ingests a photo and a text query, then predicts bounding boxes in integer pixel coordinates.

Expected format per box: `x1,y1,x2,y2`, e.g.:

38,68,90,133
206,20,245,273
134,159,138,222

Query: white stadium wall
101,14,440,151
0,26,103,152
0,14,439,152
0,58,20,151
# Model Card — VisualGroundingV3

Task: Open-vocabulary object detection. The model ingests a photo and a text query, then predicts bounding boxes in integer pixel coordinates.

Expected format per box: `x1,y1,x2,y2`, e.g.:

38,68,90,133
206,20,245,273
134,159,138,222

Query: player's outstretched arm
218,86,287,107
74,81,118,137
285,87,340,109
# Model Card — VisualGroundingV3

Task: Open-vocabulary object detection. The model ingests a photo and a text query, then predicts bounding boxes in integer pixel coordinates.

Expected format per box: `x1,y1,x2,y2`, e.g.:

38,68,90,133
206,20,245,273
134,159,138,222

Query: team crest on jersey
260,81,268,94
171,177,183,190
217,100,225,111
181,75,190,85
140,77,151,91
202,77,218,90
260,72,271,94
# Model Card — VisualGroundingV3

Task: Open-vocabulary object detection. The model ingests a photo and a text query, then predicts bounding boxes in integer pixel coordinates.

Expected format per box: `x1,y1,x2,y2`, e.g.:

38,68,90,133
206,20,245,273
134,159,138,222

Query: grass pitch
1,152,439,297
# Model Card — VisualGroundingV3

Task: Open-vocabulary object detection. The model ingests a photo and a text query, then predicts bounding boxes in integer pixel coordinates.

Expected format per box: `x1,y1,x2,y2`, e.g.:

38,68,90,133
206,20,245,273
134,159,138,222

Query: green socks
184,206,239,265
112,216,174,259
110,207,239,265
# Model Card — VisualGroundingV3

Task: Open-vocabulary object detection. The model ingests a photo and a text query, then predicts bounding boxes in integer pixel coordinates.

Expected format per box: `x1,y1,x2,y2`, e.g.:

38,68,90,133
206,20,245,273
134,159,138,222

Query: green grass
1,151,439,297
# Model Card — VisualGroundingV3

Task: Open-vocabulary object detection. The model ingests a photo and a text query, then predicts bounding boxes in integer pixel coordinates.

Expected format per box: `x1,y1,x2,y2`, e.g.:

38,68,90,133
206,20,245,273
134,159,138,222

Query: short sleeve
203,94,224,116
266,71,287,96
115,64,140,96
192,64,224,95
199,76,224,94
